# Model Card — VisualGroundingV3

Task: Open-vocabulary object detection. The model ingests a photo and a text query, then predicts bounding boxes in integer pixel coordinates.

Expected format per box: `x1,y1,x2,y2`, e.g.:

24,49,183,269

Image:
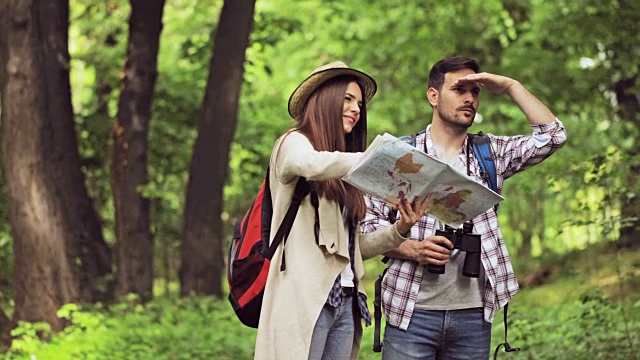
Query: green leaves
8,292,636,359
6,297,257,360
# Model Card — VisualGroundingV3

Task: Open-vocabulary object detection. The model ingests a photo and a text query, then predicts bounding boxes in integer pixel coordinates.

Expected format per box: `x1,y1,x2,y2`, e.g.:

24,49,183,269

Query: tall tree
180,0,256,296
616,72,639,247
111,0,166,301
0,0,109,330
0,0,11,343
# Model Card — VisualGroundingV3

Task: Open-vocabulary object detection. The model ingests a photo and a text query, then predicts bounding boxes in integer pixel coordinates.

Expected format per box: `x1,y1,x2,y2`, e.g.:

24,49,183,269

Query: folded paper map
343,133,504,227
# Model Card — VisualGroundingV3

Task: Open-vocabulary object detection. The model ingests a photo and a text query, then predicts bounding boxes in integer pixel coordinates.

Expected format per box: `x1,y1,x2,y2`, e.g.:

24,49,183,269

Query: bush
3,296,257,360
495,293,639,360
3,292,638,360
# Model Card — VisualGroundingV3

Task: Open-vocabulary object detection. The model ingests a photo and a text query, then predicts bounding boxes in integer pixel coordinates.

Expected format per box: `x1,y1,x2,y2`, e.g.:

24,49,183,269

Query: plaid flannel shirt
361,119,567,330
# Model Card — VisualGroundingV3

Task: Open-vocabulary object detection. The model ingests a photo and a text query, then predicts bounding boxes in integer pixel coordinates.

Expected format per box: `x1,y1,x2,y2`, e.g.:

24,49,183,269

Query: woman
254,61,428,360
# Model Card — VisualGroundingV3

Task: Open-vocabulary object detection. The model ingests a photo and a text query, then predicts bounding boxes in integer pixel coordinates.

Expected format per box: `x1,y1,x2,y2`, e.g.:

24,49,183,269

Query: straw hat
288,61,377,119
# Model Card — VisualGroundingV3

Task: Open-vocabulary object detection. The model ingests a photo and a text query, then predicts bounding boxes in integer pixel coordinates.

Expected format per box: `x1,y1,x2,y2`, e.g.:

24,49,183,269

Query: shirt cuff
531,117,561,147
531,117,562,134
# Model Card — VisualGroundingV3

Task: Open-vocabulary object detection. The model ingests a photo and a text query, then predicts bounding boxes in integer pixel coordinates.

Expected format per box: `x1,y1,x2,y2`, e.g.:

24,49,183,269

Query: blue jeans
308,297,355,360
382,308,491,360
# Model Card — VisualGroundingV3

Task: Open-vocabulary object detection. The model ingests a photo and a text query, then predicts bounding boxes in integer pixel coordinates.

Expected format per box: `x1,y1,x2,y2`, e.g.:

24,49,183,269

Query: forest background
0,0,639,359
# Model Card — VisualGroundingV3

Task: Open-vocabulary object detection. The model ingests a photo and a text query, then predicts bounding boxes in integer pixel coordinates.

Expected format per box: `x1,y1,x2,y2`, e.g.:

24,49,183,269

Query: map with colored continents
342,133,503,227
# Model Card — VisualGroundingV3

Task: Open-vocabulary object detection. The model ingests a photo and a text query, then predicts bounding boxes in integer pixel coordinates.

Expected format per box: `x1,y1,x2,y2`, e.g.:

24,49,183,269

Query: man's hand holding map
342,133,503,227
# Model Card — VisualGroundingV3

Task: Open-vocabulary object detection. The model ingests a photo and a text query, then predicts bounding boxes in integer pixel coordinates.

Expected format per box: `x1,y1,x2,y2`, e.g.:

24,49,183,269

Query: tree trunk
3,0,111,306
180,0,256,296
0,2,10,343
111,0,166,301
615,75,639,248
0,0,6,89
0,0,100,330
40,0,112,304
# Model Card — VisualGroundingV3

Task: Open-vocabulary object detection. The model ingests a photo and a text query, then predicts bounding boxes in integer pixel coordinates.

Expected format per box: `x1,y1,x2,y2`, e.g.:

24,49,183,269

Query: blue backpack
373,131,519,356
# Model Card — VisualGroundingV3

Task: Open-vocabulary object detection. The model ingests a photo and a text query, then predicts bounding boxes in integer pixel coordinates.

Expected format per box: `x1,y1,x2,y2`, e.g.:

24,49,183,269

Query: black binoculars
427,221,481,278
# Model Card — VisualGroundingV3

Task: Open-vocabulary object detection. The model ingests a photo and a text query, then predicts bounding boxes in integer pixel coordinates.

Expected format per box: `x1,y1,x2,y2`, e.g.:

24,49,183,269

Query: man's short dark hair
428,57,480,90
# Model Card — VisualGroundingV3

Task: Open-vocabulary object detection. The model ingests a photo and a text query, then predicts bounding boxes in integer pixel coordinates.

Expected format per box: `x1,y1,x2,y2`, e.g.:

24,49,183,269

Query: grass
2,242,639,359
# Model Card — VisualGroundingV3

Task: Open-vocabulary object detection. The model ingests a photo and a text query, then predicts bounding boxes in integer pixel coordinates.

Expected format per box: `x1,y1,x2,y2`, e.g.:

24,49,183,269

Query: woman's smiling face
342,81,363,134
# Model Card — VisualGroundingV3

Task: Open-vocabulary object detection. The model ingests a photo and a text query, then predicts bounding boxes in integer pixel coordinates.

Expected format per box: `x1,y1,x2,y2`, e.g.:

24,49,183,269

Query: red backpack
227,168,316,328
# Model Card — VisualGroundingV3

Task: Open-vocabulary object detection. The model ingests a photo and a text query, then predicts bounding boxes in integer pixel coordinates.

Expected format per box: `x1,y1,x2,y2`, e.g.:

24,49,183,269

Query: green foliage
1,0,639,354
70,0,132,245
3,297,256,360
4,290,638,359
497,294,640,360
4,244,638,359
7,322,52,356
0,222,12,319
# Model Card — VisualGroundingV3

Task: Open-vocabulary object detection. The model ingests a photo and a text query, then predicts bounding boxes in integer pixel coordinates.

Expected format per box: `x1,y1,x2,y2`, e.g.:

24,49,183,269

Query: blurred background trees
0,0,638,357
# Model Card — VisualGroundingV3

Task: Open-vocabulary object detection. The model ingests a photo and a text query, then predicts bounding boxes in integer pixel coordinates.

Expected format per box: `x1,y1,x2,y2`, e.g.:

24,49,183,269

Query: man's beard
438,106,475,129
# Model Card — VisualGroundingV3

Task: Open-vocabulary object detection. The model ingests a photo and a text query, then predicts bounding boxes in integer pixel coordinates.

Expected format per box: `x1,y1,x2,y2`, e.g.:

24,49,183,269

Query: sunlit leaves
5,298,256,359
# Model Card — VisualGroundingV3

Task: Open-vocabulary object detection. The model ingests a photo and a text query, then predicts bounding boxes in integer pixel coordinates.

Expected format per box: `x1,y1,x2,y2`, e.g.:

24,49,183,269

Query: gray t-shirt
415,154,485,310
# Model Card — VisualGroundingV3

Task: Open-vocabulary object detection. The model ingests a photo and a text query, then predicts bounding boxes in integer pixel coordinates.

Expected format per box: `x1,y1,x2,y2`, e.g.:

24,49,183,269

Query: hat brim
288,67,377,119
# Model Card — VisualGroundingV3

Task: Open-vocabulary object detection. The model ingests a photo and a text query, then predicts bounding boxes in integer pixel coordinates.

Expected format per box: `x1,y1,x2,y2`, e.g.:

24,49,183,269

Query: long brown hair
295,75,368,221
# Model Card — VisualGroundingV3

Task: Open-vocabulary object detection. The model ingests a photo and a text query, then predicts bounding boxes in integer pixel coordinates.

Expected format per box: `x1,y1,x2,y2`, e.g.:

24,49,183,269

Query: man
361,56,567,359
